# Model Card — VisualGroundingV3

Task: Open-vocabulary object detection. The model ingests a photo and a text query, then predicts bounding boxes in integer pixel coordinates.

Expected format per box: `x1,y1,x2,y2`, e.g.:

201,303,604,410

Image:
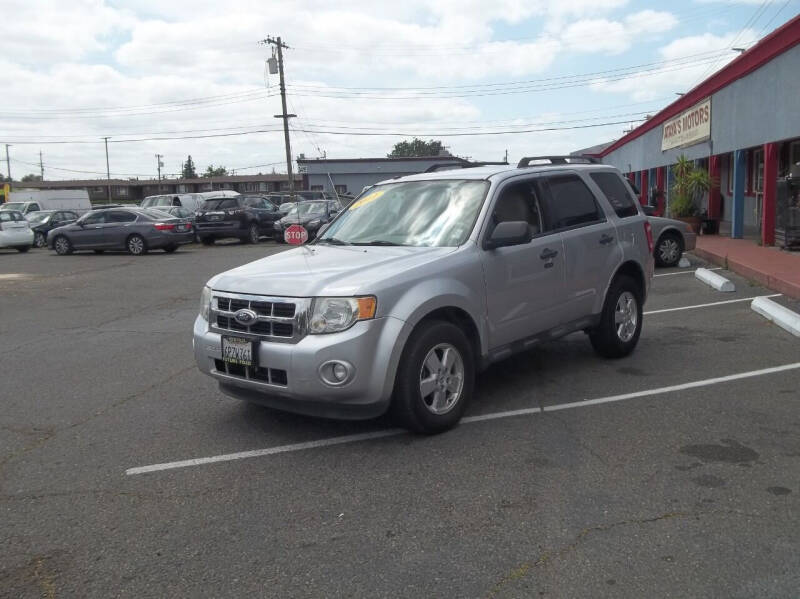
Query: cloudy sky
0,0,796,181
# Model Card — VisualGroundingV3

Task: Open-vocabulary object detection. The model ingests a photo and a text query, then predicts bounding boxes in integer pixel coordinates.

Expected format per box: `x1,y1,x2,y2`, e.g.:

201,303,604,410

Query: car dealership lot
1,245,799,598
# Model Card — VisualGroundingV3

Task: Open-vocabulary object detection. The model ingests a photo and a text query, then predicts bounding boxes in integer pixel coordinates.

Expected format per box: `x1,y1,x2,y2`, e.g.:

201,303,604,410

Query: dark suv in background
195,195,281,245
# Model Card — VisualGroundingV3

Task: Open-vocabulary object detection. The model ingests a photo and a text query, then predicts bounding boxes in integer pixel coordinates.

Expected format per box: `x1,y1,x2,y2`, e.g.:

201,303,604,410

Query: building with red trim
590,15,800,246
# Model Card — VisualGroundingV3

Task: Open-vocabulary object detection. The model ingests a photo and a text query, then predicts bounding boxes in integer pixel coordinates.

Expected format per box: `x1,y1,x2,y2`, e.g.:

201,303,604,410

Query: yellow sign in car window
349,189,385,210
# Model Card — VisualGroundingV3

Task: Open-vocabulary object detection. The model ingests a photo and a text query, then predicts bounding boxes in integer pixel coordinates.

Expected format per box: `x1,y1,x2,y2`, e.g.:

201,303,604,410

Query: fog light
333,363,347,381
319,360,354,386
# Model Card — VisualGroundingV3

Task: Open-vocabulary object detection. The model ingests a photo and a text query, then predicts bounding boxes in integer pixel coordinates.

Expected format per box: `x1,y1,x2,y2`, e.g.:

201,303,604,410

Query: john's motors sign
661,98,711,151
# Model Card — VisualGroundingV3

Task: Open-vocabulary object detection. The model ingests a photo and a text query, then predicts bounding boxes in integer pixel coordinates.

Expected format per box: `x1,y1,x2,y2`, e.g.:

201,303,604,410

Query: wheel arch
610,260,647,301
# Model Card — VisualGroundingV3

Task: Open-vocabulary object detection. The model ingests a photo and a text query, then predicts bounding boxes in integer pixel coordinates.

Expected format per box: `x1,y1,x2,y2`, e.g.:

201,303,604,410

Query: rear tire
654,232,683,267
589,275,643,358
201,237,215,246
392,320,474,434
33,232,47,248
54,235,73,255
126,234,147,256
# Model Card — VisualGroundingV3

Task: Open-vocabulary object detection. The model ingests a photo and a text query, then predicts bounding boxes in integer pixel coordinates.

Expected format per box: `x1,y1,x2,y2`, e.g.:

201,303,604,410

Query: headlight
309,296,377,334
199,286,212,321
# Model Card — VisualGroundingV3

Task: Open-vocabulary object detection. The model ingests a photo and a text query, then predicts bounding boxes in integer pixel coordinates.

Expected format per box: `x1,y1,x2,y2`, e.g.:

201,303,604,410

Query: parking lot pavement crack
542,411,610,466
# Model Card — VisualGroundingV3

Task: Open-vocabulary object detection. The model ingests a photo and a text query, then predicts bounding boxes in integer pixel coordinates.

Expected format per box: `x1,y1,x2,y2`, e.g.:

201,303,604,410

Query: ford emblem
234,308,258,326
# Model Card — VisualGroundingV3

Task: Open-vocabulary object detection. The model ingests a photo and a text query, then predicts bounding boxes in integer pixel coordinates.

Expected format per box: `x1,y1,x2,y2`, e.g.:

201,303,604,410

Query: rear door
98,210,138,249
542,173,623,323
480,175,566,349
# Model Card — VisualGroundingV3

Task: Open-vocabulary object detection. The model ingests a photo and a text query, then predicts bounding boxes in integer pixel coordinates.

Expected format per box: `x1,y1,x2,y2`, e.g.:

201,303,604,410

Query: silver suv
194,157,654,433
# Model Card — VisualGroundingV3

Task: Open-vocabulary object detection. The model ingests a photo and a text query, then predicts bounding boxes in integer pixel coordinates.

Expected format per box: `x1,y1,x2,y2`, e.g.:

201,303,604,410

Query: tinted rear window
546,175,604,229
202,198,239,210
590,172,639,218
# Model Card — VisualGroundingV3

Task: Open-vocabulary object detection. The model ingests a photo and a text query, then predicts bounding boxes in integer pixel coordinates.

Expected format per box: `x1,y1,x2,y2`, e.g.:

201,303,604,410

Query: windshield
1,202,25,211
318,180,488,247
286,201,326,218
26,212,51,223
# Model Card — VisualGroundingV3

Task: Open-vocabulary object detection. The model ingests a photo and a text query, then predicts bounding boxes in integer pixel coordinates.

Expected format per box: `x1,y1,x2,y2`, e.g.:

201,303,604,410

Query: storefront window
752,148,764,192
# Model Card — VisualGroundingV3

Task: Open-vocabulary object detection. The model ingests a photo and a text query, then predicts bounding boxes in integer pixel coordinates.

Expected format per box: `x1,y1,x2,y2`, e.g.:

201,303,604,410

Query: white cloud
561,11,677,55
591,29,756,100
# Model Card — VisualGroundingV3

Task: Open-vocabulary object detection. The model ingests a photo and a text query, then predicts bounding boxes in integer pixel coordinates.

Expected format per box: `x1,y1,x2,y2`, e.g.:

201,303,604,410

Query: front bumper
193,314,411,420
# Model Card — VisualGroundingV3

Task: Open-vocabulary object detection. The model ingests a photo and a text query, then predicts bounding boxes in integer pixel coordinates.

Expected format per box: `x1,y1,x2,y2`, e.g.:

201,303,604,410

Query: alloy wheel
614,291,638,342
418,343,465,415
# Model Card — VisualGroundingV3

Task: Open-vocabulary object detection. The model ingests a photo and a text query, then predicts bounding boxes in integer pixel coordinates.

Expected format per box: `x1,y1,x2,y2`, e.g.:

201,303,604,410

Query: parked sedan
0,210,34,252
48,208,194,256
647,216,697,267
26,210,80,248
273,200,340,242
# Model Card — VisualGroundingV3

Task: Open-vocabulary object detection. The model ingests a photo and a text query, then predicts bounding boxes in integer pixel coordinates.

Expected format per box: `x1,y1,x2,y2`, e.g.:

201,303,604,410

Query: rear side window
0,211,18,222
107,210,137,223
546,175,604,229
591,172,639,218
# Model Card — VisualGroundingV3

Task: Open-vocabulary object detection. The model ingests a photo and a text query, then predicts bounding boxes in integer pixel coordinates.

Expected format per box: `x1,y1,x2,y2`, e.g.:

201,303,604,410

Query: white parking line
644,294,781,315
654,267,722,278
126,361,800,476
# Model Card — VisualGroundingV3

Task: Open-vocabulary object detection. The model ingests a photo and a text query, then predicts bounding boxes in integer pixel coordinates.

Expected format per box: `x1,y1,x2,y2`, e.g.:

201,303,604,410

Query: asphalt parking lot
2,242,799,598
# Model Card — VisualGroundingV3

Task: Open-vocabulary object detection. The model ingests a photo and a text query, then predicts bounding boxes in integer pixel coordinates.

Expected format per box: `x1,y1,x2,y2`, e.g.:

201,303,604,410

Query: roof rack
423,162,473,173
517,155,600,168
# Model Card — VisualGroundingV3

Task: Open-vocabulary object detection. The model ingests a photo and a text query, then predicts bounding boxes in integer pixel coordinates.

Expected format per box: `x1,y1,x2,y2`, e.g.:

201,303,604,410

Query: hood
209,244,456,297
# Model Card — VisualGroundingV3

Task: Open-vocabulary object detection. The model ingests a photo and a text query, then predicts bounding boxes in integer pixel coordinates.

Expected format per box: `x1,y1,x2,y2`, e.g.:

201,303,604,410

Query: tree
181,155,198,179
202,164,228,178
21,173,42,182
388,138,445,158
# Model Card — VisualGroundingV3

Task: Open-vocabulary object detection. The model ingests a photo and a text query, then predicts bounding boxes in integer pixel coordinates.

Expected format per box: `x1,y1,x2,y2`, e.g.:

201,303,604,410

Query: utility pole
5,144,11,187
155,154,163,182
103,137,111,202
39,150,44,180
260,36,296,199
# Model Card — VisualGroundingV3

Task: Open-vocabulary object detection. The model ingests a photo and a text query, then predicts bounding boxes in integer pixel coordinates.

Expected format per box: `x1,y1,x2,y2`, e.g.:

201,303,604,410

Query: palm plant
670,155,713,217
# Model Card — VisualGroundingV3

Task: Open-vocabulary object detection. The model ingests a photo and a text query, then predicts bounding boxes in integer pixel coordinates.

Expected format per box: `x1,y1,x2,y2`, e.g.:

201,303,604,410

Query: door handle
540,248,558,260
599,234,614,245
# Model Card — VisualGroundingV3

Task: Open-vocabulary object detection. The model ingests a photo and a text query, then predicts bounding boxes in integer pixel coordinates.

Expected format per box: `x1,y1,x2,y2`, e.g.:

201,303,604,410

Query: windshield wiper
351,240,404,246
316,237,351,246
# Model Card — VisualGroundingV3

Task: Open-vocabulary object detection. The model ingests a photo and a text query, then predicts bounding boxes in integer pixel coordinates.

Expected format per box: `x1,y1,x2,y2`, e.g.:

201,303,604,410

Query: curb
692,246,800,299
695,267,735,292
751,296,800,337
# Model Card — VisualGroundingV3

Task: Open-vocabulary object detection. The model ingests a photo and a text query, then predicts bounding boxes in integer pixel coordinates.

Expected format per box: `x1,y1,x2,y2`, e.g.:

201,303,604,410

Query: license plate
209,215,222,221
221,336,256,367
177,224,188,231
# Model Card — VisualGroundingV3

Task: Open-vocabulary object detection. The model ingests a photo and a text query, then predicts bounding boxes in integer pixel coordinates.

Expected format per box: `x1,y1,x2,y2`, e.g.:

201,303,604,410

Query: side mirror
485,221,532,250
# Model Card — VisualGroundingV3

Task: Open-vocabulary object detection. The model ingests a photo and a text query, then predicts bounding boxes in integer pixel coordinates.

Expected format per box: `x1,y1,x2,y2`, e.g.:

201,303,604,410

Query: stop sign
284,224,308,245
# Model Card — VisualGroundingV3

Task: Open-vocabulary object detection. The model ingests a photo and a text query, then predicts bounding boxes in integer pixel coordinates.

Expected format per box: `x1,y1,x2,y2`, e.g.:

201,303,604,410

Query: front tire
33,232,47,248
164,245,178,253
54,235,73,255
16,246,30,253
589,275,643,358
243,223,260,244
201,236,215,246
655,233,683,267
392,320,474,434
126,234,147,255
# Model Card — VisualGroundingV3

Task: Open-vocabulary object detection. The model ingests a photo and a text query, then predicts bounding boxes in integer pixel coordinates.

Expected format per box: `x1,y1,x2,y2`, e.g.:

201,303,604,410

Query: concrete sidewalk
693,235,800,298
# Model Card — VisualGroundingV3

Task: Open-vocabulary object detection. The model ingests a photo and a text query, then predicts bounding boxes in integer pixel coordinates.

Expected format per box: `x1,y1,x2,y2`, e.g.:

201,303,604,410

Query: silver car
647,216,697,267
194,158,654,433
48,208,194,255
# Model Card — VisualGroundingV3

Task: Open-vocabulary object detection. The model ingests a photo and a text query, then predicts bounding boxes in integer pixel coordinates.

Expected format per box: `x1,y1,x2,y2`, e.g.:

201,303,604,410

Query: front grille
214,359,288,386
211,292,308,343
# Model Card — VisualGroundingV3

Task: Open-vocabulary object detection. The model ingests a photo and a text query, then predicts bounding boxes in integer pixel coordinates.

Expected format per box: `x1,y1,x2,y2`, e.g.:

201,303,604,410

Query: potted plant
670,155,714,233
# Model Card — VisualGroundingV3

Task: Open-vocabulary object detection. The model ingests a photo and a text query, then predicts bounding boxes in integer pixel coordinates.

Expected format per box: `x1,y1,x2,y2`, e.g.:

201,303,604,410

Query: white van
1,189,92,215
140,193,205,212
